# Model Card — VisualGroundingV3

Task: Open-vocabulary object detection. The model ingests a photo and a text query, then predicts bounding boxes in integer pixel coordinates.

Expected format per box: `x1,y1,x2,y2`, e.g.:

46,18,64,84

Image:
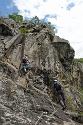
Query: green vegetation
28,15,55,30
79,94,83,110
66,96,77,111
74,58,83,63
8,13,23,23
31,16,40,24
78,88,83,94
1,11,56,31
20,28,28,36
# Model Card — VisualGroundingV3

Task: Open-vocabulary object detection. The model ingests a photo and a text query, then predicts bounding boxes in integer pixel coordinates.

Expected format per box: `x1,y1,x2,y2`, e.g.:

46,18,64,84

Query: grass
74,58,83,63
78,89,83,94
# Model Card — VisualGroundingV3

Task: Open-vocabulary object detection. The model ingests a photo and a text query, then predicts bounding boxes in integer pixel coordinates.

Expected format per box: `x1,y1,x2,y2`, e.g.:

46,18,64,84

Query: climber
22,56,30,72
49,79,67,110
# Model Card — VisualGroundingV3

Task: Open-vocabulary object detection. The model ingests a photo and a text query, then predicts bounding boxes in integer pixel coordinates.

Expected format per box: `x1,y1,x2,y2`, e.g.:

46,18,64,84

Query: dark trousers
56,90,66,108
22,63,30,72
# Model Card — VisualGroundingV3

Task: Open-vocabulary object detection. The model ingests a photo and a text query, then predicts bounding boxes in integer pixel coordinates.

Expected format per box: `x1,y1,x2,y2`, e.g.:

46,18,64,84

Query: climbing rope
35,112,44,125
34,94,58,125
47,97,58,117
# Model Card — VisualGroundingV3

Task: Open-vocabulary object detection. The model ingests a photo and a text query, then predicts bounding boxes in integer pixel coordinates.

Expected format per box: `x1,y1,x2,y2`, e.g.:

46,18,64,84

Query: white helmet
54,80,57,82
24,56,27,59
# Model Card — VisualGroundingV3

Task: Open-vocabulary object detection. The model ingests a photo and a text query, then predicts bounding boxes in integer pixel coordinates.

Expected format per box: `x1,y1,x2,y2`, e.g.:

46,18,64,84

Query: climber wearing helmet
49,79,66,110
22,56,30,72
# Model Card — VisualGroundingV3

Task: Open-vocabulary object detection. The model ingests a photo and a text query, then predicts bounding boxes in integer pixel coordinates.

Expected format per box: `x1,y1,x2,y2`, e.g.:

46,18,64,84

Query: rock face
0,18,13,36
53,36,75,72
0,18,83,125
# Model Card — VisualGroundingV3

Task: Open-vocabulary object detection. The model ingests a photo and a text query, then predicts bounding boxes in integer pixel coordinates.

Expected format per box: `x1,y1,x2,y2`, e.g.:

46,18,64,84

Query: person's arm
61,84,69,90
61,85,64,90
58,81,64,90
22,58,24,63
64,84,69,88
26,59,29,63
48,89,53,96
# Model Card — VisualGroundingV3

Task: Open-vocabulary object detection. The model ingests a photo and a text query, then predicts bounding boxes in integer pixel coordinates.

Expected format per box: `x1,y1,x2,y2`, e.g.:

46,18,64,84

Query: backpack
53,81,61,91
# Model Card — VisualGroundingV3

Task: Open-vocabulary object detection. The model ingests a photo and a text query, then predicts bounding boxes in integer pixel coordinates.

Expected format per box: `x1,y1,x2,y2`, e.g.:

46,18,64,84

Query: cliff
0,17,83,125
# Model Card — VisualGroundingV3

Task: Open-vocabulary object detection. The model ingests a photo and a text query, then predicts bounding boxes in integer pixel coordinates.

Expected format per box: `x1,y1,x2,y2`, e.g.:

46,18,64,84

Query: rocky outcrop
0,17,83,125
53,36,75,72
0,18,13,36
77,62,83,88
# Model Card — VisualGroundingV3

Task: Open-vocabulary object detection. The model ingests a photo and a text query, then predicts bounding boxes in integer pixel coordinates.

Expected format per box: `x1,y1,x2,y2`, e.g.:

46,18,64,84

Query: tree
8,13,23,23
31,16,40,24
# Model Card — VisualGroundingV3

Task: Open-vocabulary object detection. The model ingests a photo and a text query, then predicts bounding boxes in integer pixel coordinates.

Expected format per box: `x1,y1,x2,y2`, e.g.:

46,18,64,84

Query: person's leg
23,63,27,72
60,90,66,109
26,63,30,69
57,91,65,109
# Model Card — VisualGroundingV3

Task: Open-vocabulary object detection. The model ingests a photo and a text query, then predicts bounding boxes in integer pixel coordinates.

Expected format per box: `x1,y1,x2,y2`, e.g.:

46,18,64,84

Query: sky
0,0,83,58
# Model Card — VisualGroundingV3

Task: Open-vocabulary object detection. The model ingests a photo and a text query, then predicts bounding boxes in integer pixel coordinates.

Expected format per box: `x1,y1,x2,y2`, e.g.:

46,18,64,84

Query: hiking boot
62,106,66,110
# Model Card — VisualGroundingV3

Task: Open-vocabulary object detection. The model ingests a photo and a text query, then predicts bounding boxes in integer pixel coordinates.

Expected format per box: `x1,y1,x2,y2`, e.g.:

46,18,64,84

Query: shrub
20,28,28,35
74,58,83,63
8,13,23,23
